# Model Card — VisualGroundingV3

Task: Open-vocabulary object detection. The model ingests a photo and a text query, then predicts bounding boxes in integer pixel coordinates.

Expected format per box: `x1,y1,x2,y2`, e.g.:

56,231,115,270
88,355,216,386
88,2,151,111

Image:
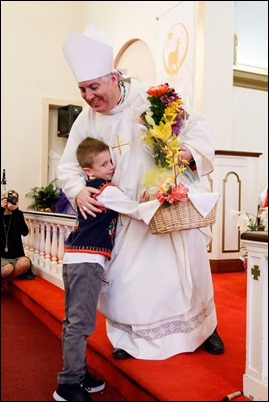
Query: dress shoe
112,348,132,360
203,330,224,354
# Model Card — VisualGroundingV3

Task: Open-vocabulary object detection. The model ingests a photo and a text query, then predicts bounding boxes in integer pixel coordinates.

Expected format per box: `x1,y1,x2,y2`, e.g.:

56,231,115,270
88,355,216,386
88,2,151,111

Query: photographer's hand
1,197,8,209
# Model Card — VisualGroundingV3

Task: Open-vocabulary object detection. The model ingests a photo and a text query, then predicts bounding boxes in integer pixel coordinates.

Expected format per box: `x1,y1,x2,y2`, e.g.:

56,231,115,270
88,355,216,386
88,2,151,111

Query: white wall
1,1,84,208
1,1,268,209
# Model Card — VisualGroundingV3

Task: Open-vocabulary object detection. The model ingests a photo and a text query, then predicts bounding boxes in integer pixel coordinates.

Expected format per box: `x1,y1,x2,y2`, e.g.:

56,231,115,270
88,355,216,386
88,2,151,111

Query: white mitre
63,24,114,82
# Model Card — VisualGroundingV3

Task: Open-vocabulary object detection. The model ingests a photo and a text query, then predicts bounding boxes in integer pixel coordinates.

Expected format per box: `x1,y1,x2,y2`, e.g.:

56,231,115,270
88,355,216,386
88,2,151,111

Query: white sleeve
97,186,160,225
58,113,89,206
181,107,215,177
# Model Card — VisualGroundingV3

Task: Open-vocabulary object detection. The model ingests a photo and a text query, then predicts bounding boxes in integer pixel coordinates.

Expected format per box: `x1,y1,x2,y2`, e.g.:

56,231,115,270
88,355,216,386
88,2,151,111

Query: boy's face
84,150,115,181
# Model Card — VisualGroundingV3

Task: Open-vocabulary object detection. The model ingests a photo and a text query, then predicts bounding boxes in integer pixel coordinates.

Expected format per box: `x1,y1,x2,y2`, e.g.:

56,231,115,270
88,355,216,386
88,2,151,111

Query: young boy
53,137,159,402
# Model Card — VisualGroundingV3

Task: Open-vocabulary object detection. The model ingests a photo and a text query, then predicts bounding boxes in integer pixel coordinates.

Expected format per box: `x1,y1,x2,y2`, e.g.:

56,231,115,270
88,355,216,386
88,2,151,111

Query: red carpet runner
5,272,249,401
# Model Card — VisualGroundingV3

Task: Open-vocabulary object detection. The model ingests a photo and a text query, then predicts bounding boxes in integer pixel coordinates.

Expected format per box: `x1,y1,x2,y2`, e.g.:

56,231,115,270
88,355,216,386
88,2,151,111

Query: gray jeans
57,262,104,384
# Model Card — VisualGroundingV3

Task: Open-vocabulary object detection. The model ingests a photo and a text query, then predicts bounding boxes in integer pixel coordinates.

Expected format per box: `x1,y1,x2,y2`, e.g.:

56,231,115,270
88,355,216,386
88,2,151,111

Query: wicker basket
148,200,217,234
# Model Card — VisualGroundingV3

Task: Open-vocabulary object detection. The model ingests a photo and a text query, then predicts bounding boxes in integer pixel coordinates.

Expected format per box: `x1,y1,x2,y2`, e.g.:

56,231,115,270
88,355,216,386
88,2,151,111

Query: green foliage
148,96,166,125
26,179,60,211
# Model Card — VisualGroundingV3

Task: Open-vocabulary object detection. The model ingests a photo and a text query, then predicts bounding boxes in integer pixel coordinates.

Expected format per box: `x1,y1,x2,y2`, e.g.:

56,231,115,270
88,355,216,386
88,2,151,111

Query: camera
7,191,18,205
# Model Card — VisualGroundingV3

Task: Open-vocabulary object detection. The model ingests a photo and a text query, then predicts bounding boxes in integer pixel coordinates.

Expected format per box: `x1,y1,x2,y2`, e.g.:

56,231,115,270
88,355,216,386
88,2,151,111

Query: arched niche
115,39,156,85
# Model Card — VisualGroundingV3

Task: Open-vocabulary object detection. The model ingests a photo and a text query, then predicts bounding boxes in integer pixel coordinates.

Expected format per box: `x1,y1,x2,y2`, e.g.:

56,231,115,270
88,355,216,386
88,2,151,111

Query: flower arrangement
231,208,268,271
230,209,266,233
140,83,190,207
260,208,268,231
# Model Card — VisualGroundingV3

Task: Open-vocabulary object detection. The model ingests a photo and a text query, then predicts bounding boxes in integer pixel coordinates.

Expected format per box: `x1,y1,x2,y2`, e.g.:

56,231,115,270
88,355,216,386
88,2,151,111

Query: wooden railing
22,211,76,289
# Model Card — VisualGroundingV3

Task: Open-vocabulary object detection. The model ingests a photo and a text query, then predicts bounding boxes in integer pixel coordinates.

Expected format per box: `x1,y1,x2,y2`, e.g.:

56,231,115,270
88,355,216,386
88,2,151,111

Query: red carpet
3,272,250,401
1,290,125,401
1,290,63,401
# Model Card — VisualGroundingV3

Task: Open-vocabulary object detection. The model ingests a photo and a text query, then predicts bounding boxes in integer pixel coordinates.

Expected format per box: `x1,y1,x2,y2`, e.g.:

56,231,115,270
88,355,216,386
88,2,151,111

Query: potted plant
26,179,60,212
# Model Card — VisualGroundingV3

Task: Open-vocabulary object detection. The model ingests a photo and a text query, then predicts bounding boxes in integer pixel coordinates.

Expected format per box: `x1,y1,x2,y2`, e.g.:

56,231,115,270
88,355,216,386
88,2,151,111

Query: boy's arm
97,185,160,225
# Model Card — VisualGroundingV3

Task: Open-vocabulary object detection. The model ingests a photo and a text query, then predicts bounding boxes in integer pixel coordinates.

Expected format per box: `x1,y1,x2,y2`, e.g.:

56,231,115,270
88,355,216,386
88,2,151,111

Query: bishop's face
78,72,120,113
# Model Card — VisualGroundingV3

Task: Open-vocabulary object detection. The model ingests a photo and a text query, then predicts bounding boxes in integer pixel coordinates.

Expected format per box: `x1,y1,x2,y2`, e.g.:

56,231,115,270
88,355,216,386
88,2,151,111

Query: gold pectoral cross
111,134,129,227
111,134,129,155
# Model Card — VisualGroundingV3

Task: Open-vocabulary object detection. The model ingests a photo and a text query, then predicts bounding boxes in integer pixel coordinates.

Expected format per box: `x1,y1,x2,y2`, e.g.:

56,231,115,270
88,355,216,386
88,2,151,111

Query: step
9,276,157,401
8,273,249,402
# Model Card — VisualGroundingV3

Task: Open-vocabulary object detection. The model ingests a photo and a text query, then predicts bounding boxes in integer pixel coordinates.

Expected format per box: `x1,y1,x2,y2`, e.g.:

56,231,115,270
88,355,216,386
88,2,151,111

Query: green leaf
26,179,60,211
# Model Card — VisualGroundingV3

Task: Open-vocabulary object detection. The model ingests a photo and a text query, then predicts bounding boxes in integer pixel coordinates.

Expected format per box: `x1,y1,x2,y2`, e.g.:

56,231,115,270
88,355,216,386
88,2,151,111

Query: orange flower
147,83,169,97
157,191,169,204
156,183,189,206
171,184,189,202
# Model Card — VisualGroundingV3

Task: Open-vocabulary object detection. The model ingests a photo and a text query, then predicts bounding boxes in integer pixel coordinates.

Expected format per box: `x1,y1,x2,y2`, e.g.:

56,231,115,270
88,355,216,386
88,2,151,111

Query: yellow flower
140,83,190,206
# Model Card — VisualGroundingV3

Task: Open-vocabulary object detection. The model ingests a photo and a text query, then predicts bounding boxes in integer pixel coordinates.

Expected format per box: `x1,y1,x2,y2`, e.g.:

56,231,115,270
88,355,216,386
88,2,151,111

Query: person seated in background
1,189,35,284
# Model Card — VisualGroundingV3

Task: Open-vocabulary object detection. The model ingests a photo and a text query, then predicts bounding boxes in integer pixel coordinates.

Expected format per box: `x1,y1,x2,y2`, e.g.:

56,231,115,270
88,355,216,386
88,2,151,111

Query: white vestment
58,77,218,360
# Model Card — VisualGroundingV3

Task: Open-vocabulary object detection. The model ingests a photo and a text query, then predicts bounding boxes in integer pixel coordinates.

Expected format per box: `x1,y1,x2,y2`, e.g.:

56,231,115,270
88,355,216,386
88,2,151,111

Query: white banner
157,1,197,106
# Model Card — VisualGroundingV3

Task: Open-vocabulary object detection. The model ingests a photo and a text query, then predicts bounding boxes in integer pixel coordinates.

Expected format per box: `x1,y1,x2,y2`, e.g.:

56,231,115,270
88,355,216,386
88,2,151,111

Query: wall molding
233,68,268,92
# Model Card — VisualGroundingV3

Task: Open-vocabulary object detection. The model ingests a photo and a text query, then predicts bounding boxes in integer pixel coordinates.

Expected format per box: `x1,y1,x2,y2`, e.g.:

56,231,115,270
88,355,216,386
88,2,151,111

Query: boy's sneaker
53,383,92,401
83,371,105,393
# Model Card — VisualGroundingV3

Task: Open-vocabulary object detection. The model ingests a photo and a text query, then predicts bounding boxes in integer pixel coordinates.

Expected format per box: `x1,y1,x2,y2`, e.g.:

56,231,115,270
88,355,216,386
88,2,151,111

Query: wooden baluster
28,220,35,261
44,222,52,270
51,223,58,273
39,222,45,268
57,223,65,275
22,211,76,288
33,222,40,265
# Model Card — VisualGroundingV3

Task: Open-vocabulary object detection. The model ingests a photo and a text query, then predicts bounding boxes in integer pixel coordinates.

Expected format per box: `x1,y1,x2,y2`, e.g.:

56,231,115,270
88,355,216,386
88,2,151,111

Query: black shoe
17,268,36,280
83,371,105,393
203,330,224,354
112,348,132,360
53,383,92,401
